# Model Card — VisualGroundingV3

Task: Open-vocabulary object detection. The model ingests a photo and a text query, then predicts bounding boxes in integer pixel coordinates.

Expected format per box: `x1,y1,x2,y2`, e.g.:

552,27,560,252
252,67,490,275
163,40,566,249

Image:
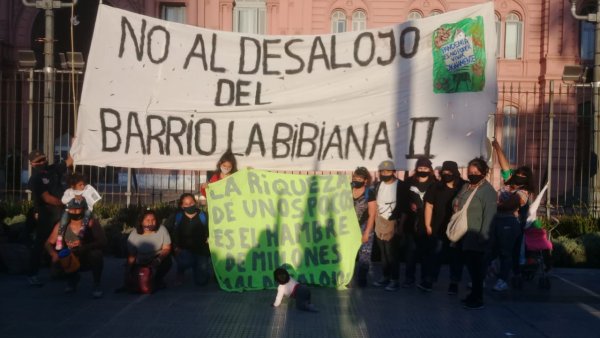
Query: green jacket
453,180,497,252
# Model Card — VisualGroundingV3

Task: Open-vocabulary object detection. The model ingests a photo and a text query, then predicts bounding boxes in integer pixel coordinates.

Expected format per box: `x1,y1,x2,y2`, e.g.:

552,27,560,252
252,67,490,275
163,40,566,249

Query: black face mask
468,174,485,185
183,206,198,214
441,173,454,183
380,175,394,182
69,213,84,221
32,162,48,172
351,181,365,189
142,225,157,232
511,175,527,186
416,171,430,178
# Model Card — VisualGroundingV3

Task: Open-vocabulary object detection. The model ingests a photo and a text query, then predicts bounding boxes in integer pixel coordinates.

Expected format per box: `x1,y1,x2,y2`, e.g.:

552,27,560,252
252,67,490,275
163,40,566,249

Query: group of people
351,140,540,309
25,144,540,309
25,150,238,297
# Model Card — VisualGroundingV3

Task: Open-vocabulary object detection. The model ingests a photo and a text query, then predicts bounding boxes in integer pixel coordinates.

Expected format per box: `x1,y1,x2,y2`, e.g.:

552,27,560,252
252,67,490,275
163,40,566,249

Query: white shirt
377,180,397,219
273,277,299,307
61,184,102,211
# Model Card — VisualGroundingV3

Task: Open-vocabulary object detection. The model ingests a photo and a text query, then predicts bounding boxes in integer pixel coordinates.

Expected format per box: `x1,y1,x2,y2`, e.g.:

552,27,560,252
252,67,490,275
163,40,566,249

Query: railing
0,69,596,214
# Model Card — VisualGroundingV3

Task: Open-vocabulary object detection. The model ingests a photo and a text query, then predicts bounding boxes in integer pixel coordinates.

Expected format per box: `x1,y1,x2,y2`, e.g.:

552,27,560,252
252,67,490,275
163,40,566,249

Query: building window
331,10,346,33
504,12,523,59
160,3,186,23
407,10,423,20
429,10,443,17
502,106,518,163
352,10,367,31
581,20,595,61
495,13,501,57
234,0,266,34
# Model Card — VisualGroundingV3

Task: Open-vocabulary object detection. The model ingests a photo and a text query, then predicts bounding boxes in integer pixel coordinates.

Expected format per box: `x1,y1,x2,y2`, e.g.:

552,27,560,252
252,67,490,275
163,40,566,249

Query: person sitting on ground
123,209,172,292
45,199,106,298
272,266,318,312
165,193,210,286
56,172,101,251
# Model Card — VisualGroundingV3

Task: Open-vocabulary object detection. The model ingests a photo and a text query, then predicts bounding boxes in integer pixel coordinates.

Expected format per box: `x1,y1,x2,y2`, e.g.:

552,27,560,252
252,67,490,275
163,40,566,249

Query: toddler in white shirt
272,266,318,312
55,173,101,250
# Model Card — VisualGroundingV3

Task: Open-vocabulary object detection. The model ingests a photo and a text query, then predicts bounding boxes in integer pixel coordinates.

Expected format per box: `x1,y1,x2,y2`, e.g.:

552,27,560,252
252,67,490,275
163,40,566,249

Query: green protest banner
432,16,486,93
206,169,362,292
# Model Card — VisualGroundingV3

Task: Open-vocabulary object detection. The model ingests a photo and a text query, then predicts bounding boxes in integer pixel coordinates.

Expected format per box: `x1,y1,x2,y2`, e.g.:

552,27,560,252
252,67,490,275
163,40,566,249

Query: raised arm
492,139,510,172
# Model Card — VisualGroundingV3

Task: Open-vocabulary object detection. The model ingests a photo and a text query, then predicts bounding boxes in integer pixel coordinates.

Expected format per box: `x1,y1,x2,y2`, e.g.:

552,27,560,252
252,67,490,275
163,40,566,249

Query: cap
378,160,395,171
28,150,46,163
415,157,433,169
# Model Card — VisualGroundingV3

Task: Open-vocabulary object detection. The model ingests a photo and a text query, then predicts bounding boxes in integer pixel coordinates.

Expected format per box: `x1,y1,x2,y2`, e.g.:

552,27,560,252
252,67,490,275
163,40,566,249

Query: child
272,266,318,312
55,173,101,250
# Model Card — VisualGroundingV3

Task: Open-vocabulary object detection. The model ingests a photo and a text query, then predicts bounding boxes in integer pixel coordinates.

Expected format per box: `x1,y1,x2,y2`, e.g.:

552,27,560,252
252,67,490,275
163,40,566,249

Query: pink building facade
1,0,589,82
0,0,596,206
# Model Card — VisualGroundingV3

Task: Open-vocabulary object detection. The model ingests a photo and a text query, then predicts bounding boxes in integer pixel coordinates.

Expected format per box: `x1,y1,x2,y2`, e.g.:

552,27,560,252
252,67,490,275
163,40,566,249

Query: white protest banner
71,3,497,170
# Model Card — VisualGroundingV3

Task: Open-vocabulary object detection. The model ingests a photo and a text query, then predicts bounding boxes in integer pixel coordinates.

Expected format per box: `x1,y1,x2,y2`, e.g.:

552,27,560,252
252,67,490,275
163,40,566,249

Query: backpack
174,210,208,230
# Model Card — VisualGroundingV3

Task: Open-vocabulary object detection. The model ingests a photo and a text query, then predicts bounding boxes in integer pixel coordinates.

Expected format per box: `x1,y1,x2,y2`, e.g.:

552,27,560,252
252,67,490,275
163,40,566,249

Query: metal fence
0,69,597,213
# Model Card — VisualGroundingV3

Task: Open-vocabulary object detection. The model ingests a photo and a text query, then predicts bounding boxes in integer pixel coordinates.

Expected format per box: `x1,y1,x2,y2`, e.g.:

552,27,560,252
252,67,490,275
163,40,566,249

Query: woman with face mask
405,157,437,289
45,199,106,298
121,209,172,293
350,167,377,287
166,193,210,286
489,139,537,292
420,160,467,294
452,157,497,309
200,151,238,199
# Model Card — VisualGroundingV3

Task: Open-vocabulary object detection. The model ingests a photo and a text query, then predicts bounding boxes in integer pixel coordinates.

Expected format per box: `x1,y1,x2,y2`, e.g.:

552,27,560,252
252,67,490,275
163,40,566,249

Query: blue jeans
174,249,210,286
489,214,522,281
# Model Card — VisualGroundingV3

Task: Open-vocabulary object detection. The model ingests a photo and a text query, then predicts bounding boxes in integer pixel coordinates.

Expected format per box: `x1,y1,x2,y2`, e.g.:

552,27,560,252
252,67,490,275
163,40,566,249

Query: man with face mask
372,160,410,291
27,150,73,286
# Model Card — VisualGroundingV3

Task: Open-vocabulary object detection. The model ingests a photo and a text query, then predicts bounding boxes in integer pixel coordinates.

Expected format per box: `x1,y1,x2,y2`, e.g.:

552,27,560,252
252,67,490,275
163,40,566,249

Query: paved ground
1,257,600,338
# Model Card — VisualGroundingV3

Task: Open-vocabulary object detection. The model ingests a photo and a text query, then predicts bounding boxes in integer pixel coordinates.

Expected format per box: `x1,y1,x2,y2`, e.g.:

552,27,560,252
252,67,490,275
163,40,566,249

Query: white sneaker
384,280,399,292
27,276,43,287
92,287,104,299
493,279,509,292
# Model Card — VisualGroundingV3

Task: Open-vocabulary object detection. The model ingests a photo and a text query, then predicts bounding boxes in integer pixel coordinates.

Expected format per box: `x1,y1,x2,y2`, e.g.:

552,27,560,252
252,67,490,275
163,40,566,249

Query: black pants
490,215,522,281
377,235,401,280
464,250,486,302
430,238,464,284
63,249,104,287
152,255,173,284
403,233,418,282
29,210,59,276
294,284,312,311
420,235,441,283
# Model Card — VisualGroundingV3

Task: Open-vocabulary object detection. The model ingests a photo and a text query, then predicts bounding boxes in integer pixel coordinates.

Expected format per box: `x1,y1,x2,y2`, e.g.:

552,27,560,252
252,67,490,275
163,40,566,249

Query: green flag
206,169,362,292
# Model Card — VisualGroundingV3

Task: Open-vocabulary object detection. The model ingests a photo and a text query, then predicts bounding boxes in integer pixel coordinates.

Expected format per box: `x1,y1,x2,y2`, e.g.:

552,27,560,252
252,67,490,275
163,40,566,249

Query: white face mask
220,166,231,175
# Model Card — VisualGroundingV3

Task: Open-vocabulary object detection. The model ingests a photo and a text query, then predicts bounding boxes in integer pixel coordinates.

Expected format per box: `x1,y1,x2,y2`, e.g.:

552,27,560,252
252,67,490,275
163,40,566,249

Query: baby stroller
517,217,557,290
